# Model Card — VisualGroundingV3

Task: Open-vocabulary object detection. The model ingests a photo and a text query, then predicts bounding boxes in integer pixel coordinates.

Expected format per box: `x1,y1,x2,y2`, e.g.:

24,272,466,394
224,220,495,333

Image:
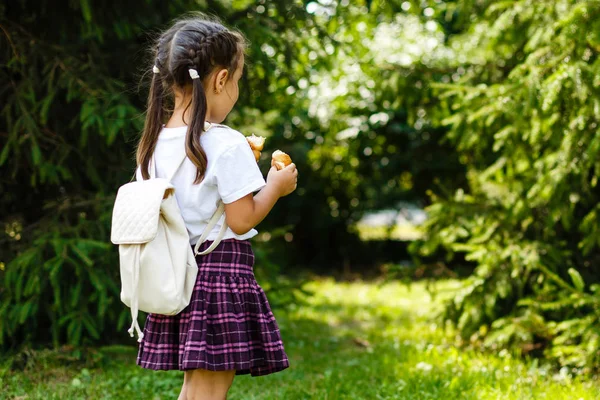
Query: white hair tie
189,68,200,80
152,65,160,74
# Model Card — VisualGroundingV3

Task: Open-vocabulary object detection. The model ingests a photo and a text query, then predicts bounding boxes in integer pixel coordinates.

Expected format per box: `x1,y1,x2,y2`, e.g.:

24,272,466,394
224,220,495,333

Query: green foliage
0,0,329,349
1,0,467,349
1,215,120,347
12,0,600,376
272,1,466,266
413,0,600,372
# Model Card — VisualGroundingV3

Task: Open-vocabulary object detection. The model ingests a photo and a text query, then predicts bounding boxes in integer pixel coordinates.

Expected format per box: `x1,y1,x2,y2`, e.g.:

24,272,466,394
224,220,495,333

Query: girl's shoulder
204,123,248,148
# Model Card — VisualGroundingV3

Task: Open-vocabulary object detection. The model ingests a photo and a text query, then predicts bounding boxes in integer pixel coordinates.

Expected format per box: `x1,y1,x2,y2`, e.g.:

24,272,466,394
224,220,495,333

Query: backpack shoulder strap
193,201,227,256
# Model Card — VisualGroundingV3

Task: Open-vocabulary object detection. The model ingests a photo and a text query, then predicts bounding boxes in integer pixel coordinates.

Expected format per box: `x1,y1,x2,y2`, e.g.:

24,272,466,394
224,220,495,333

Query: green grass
2,279,599,399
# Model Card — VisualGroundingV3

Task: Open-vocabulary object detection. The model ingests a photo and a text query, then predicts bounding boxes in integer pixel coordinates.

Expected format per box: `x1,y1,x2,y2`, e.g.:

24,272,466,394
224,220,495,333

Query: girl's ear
214,69,229,94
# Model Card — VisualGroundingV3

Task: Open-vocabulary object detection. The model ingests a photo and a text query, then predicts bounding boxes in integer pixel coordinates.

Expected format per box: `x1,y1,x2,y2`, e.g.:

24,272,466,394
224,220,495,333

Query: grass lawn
2,278,599,399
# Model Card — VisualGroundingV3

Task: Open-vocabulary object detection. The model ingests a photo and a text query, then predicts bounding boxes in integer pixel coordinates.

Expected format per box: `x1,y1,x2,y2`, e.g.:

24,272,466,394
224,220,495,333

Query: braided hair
137,15,246,183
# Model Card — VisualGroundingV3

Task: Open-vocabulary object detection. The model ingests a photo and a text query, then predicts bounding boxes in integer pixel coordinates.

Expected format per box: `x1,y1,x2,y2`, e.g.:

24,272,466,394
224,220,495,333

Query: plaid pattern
136,239,289,376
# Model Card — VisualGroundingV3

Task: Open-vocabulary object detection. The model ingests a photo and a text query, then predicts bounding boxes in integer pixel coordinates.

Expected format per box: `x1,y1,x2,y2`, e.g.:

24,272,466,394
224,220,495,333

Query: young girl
134,16,297,400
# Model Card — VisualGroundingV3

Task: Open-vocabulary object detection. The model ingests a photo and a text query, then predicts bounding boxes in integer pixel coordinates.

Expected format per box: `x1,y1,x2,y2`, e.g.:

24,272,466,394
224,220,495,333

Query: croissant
246,135,266,162
272,150,292,170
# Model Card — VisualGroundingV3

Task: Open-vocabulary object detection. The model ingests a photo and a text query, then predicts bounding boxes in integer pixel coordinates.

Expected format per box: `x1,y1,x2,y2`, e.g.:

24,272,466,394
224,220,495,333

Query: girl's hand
224,162,298,234
267,162,298,197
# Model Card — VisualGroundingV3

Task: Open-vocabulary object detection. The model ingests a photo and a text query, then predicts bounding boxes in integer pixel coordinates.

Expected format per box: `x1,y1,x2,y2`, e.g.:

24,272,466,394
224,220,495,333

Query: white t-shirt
136,124,266,245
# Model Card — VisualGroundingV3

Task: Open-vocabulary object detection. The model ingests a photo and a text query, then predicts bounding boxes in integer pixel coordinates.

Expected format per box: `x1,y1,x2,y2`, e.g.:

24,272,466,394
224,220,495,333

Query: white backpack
110,155,227,342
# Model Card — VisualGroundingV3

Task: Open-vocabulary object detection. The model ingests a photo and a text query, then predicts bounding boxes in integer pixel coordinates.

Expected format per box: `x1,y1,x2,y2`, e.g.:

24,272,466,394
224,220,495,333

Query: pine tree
416,0,600,372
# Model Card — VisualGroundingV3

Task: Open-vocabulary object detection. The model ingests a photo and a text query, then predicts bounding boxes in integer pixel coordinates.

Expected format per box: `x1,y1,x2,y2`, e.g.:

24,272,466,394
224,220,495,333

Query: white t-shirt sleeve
214,142,266,204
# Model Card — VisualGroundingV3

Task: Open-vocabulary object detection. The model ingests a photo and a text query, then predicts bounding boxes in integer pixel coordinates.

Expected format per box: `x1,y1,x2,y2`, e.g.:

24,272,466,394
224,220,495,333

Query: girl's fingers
284,163,296,172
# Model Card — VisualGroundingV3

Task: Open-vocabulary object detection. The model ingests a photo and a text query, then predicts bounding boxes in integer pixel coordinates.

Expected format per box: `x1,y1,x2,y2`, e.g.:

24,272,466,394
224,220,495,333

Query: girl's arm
224,163,298,235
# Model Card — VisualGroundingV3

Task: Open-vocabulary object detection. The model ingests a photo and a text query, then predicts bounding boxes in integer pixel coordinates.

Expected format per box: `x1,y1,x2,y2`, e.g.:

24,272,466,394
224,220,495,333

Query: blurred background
2,0,600,398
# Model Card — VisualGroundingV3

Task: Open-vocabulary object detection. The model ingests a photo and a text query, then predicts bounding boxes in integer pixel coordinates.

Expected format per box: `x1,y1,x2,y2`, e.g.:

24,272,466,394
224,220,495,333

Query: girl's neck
165,87,214,128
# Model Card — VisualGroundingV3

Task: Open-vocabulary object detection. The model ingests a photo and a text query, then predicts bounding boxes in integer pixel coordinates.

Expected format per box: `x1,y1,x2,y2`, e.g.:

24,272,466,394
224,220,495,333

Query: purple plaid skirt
136,239,289,376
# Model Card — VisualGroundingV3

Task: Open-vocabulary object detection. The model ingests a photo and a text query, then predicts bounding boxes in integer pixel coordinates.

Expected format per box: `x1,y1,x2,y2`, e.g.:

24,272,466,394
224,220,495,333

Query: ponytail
137,68,164,180
186,77,209,184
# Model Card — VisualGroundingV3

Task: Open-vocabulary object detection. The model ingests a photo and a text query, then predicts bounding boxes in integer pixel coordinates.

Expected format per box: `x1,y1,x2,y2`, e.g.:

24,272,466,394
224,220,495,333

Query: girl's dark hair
137,15,246,183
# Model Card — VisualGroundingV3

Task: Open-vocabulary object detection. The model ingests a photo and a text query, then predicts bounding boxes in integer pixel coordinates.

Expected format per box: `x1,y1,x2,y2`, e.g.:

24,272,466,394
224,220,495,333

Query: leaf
19,301,33,324
31,144,42,166
70,244,94,267
80,0,92,23
68,319,83,345
39,92,56,124
0,141,10,165
567,268,585,292
82,315,100,339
